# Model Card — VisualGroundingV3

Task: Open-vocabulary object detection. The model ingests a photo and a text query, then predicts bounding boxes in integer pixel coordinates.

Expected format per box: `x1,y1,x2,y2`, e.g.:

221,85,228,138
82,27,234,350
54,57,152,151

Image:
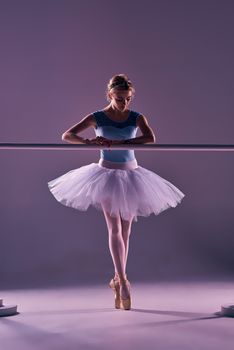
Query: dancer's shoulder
91,110,104,128
130,110,143,126
131,110,142,117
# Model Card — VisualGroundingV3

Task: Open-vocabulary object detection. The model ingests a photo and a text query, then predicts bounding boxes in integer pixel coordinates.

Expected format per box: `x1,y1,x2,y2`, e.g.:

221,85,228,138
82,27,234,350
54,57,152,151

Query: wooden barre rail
0,143,234,151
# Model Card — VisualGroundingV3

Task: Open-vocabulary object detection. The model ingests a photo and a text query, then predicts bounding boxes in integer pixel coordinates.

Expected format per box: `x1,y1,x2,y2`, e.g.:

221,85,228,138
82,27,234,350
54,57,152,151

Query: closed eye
116,98,131,102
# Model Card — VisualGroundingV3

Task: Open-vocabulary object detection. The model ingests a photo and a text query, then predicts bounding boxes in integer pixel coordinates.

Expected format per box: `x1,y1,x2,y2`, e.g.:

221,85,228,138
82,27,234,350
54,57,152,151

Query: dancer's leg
101,202,126,279
101,202,129,298
120,215,134,272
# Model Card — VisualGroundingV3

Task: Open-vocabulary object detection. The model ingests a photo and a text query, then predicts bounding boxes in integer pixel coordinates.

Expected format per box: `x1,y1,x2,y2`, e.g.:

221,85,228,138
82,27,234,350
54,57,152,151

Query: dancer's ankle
114,272,127,281
119,274,128,282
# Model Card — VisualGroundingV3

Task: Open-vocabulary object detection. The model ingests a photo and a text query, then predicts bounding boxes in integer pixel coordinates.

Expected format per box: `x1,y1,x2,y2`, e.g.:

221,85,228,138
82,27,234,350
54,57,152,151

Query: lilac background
1,0,234,289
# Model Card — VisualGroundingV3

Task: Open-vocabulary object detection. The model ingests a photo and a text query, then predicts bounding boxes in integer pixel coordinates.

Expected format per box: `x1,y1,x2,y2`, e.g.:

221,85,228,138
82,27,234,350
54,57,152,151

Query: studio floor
1,281,234,350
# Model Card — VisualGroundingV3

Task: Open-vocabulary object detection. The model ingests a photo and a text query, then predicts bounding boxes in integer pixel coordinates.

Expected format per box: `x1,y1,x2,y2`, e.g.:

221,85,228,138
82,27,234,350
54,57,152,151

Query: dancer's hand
97,138,127,146
85,137,127,146
85,136,112,147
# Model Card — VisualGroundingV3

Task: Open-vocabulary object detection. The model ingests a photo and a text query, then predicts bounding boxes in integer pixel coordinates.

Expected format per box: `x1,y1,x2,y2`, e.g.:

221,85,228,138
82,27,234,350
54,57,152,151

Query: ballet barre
1,142,234,318
1,143,234,151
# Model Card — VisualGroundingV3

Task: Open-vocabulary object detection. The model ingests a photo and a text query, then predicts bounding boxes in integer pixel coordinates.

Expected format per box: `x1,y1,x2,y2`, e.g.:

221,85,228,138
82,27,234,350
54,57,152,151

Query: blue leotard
92,110,142,163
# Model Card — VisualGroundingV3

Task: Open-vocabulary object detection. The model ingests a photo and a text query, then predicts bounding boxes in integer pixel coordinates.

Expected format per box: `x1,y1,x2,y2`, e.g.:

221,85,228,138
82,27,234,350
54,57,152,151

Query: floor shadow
115,308,225,327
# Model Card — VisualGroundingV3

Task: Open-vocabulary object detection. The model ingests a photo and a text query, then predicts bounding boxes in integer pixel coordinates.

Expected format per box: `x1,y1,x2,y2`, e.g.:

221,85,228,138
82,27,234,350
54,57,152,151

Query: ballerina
47,73,185,310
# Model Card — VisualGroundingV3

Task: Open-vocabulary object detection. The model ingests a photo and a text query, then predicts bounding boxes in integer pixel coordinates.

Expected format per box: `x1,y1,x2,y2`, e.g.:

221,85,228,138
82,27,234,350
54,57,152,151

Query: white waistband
98,158,138,170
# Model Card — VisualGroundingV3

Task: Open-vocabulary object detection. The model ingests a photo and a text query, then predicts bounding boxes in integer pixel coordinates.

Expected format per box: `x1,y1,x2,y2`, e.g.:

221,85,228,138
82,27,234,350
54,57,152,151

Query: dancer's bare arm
61,114,100,144
137,115,156,142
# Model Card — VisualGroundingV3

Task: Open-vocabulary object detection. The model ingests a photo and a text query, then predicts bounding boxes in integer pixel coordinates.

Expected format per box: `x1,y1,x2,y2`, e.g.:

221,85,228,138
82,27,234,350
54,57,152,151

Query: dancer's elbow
62,132,72,142
61,133,68,141
147,135,156,143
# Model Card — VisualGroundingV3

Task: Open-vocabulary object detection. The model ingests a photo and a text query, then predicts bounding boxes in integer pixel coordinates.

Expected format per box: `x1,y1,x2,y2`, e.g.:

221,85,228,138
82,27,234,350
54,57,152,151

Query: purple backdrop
1,0,234,289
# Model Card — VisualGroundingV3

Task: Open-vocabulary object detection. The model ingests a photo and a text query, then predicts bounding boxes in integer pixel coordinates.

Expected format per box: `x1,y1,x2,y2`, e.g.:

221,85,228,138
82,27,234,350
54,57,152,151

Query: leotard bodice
92,110,142,163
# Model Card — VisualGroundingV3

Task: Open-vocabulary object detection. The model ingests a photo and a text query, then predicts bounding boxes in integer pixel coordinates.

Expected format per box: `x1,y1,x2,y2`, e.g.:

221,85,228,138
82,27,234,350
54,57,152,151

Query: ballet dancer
48,73,185,310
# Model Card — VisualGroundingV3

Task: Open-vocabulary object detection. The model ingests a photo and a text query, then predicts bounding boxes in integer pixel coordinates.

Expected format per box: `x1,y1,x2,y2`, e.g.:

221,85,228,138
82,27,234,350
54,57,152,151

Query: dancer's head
106,74,135,112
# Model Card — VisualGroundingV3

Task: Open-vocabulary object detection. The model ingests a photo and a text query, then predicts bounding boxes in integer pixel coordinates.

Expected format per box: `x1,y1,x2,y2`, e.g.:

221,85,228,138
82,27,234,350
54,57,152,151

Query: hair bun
106,73,135,101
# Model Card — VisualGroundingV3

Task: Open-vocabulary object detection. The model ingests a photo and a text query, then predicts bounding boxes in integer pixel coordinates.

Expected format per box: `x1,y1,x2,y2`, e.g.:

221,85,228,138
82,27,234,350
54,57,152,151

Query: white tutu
47,160,185,222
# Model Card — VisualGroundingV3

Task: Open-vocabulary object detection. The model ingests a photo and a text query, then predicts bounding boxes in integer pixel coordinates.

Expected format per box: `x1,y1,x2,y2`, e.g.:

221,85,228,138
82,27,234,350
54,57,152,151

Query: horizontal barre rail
1,143,234,151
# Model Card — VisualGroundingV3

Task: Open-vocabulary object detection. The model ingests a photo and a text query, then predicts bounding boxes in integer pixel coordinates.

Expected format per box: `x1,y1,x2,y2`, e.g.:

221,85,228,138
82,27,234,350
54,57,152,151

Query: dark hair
106,74,135,101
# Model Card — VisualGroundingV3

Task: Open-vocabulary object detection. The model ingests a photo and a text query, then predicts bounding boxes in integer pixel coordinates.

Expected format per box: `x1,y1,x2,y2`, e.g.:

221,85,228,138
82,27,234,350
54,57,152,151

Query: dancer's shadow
125,308,224,327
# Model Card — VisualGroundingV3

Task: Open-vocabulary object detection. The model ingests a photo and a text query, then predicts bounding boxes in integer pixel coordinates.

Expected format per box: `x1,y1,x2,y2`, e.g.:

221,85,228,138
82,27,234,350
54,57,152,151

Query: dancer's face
109,90,133,112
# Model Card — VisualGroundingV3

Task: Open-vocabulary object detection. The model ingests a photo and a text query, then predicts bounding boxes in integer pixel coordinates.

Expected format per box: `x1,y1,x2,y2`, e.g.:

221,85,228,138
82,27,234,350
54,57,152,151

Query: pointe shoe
109,274,129,309
109,276,121,309
119,277,131,310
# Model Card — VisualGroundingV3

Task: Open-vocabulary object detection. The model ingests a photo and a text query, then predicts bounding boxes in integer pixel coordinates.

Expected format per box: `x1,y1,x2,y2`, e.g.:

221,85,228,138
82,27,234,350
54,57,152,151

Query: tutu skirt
47,158,185,222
